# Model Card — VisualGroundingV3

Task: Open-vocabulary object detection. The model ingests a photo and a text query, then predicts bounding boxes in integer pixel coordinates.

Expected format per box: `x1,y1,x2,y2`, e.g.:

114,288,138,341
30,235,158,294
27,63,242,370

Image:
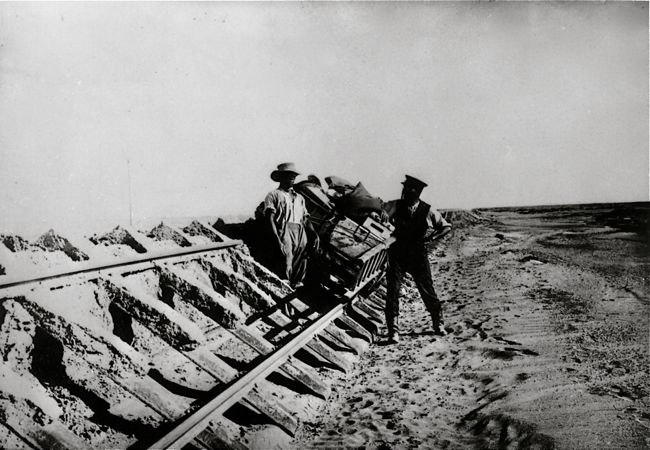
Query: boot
386,332,400,344
383,317,400,344
430,312,445,336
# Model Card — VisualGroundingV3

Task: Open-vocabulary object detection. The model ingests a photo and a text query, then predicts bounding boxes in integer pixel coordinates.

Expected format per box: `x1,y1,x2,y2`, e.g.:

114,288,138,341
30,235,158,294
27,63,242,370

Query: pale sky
0,2,648,237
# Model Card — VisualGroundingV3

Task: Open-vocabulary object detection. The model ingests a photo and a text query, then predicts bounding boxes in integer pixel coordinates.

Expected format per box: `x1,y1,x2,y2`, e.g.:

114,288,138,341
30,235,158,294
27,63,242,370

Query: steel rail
0,240,243,290
148,296,357,450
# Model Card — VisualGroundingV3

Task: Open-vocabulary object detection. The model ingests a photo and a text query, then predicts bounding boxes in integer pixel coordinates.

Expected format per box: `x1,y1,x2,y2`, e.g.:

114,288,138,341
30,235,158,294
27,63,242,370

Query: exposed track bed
0,221,386,449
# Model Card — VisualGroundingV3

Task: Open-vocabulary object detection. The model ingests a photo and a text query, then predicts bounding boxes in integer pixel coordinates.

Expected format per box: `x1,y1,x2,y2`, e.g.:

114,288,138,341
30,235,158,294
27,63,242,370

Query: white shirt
263,188,307,232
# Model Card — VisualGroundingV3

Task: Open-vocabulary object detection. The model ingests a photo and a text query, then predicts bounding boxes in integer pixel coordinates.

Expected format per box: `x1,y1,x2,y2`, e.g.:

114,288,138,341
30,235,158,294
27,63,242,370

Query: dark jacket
392,199,431,255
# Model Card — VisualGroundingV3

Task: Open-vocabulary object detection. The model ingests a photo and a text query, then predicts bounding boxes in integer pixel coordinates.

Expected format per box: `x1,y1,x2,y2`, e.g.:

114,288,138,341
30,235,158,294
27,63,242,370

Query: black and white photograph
0,1,648,449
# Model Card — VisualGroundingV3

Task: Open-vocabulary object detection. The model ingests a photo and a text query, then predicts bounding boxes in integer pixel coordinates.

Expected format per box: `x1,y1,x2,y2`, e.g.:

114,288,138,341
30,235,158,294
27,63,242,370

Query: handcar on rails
293,181,395,298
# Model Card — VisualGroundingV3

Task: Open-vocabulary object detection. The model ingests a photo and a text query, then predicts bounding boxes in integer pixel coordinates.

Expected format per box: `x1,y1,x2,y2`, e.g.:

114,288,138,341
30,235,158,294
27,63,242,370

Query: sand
0,218,381,449
0,205,647,449
294,203,649,449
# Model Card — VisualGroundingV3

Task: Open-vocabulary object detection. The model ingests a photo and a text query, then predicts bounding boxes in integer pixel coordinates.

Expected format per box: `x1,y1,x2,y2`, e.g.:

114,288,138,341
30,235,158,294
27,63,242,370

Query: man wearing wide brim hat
263,162,311,287
381,174,452,343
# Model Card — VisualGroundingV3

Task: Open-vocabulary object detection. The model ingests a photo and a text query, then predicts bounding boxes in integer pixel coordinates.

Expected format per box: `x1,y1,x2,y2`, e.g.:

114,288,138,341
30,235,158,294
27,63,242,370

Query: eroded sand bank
294,204,649,449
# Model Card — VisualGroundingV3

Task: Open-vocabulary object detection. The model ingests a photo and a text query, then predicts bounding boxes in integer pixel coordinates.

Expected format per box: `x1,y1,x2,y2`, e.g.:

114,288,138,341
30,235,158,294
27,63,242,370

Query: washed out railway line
148,276,383,450
0,241,245,291
0,221,390,449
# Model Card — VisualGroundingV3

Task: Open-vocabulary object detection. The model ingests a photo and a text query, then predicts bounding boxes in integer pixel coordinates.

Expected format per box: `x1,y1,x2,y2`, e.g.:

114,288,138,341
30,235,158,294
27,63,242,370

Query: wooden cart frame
295,183,394,296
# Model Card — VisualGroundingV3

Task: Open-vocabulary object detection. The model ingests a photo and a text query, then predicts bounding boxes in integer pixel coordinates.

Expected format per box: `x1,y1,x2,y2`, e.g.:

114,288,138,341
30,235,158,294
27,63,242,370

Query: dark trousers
385,248,441,335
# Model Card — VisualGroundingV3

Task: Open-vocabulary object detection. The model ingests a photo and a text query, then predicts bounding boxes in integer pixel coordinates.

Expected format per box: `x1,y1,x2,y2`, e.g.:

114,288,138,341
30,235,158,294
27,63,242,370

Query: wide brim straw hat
271,162,300,181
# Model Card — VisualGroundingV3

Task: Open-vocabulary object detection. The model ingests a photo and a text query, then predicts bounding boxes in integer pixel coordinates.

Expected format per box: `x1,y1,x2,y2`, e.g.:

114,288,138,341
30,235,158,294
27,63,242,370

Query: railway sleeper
244,299,364,359
113,373,188,420
365,292,386,311
176,348,300,439
335,314,374,342
194,426,248,450
201,325,331,408
183,347,239,383
227,326,330,399
346,304,381,336
257,309,320,344
323,323,367,355
243,294,317,327
105,355,247,450
0,400,89,450
243,385,299,436
278,356,330,399
256,311,304,341
354,299,384,324
305,337,354,373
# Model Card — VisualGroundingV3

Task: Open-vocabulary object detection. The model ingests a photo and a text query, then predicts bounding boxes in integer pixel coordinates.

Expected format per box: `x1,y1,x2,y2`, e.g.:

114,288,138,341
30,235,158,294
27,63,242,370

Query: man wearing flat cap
263,162,312,288
381,175,452,343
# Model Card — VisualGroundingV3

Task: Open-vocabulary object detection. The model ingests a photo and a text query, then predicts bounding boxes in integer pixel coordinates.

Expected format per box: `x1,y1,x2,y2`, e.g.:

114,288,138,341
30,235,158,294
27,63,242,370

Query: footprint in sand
483,348,519,361
519,348,539,356
516,373,530,382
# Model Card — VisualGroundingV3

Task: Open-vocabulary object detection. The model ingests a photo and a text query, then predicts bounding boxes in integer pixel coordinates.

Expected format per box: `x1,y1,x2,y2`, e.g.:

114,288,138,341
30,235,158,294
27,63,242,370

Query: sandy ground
0,218,394,449
293,204,649,449
0,206,647,449
0,221,323,449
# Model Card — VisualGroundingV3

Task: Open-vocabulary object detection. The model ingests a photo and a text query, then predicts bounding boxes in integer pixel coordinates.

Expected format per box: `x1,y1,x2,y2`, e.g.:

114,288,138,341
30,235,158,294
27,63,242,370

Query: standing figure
382,175,452,343
263,162,310,288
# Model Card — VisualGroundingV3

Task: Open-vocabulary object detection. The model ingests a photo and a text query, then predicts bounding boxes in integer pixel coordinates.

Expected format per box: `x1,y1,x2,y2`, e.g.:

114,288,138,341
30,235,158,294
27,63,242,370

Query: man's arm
266,210,283,252
424,209,452,242
425,225,451,242
304,216,320,252
296,195,320,252
380,200,398,223
263,191,284,251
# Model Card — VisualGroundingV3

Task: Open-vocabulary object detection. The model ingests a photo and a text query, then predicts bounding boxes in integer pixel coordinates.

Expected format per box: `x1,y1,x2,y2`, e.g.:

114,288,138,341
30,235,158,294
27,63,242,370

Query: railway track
0,241,245,290
149,285,382,450
0,224,387,450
